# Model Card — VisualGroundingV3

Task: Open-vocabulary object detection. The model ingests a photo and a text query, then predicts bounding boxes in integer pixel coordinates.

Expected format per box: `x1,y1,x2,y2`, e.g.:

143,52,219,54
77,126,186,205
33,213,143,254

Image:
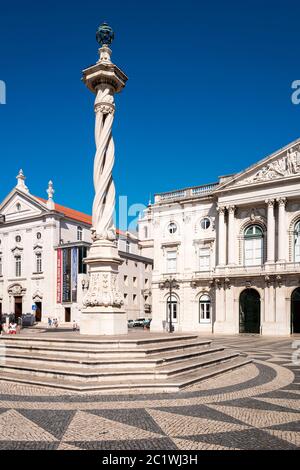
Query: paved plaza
0,333,299,450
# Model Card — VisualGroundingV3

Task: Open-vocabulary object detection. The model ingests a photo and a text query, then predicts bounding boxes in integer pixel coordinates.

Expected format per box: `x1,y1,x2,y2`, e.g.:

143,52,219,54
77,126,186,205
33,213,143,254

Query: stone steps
0,357,251,393
0,334,199,349
0,334,251,392
0,346,225,369
0,338,211,359
0,350,240,382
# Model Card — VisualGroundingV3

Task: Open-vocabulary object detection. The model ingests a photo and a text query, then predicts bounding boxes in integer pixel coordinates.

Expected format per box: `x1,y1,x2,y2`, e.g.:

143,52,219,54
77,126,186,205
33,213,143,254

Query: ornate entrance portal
239,289,261,334
291,288,300,334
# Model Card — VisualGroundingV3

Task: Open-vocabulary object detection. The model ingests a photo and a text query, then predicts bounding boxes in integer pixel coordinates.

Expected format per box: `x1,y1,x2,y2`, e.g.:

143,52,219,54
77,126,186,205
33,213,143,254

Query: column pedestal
80,240,128,336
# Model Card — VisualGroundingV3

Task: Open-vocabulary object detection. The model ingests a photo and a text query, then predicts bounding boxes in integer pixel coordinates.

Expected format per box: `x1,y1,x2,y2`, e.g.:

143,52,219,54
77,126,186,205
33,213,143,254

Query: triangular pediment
217,138,300,191
0,189,48,222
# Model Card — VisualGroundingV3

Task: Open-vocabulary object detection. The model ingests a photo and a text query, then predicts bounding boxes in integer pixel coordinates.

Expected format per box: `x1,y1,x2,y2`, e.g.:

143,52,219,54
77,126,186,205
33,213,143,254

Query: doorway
166,295,178,324
65,307,71,323
239,289,261,334
291,288,300,334
14,296,23,321
35,302,42,322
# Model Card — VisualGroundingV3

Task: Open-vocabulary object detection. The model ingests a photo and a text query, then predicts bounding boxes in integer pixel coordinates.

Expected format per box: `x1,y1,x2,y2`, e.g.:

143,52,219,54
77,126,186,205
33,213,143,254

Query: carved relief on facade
7,283,26,296
235,146,300,185
33,290,43,301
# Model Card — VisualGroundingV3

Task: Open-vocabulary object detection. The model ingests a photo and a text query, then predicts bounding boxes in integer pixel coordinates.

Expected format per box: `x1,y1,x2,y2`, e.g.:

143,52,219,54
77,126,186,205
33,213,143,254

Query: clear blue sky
1,0,300,229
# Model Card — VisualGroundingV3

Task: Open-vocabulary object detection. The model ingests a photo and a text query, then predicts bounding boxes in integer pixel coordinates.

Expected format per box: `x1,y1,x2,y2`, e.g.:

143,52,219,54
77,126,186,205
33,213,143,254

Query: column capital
217,205,226,215
227,205,236,214
265,198,275,207
277,197,287,207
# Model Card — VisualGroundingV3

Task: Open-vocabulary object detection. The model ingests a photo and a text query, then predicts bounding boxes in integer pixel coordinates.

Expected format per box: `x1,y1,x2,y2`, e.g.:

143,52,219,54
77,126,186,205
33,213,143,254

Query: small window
36,253,42,273
199,294,211,323
16,203,21,212
126,241,130,253
144,226,148,238
15,235,21,243
167,250,177,273
124,275,128,285
200,218,211,230
77,226,83,241
133,294,137,304
168,222,177,234
37,232,42,240
133,276,137,287
0,256,3,276
15,255,21,277
199,248,210,272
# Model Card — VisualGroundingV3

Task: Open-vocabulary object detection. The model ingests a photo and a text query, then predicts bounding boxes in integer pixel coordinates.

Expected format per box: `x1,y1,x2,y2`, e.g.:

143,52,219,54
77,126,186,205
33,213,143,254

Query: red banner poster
57,249,62,303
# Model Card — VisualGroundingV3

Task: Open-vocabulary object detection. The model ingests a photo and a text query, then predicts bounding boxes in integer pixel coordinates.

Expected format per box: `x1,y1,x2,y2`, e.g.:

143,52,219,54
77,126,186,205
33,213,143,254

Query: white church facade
138,138,300,336
0,171,152,324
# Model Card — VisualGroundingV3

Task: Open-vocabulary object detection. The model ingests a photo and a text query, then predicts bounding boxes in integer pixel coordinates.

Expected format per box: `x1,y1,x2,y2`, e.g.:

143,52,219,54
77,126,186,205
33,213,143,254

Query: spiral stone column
80,23,128,335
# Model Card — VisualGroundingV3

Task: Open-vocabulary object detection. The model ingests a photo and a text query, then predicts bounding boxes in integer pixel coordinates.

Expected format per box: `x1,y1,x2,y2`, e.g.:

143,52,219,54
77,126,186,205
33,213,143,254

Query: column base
80,307,128,336
213,321,236,334
150,319,168,333
261,322,290,336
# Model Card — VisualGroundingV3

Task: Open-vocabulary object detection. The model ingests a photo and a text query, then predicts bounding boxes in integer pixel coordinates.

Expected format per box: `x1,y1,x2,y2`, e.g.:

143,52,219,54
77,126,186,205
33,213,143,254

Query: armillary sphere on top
96,22,115,46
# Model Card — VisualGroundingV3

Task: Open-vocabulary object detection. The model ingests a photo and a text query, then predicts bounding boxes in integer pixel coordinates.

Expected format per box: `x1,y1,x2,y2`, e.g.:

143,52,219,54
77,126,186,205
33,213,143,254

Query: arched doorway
199,294,211,324
239,289,261,333
291,288,300,334
166,295,178,325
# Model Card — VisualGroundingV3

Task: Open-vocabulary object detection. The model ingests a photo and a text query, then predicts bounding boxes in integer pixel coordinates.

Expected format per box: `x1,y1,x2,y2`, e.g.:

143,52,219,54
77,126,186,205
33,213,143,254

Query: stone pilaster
265,199,275,263
227,205,236,265
277,197,287,262
217,205,226,266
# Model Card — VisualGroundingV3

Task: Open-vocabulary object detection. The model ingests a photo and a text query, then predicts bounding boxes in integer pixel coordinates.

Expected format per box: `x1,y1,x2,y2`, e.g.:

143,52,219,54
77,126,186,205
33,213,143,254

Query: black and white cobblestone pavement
0,335,299,450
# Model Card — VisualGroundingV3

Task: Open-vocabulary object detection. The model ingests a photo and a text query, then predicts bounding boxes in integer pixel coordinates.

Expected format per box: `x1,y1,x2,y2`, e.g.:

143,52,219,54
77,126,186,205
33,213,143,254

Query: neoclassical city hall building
139,138,300,336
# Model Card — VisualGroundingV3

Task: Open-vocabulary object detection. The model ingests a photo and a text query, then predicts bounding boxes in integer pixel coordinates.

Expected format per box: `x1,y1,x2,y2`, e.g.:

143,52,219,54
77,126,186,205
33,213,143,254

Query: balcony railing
155,183,218,203
194,262,300,277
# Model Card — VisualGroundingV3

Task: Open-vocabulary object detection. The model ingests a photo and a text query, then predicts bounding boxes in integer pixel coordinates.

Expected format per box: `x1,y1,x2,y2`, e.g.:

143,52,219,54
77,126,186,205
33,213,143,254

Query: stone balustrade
154,183,218,203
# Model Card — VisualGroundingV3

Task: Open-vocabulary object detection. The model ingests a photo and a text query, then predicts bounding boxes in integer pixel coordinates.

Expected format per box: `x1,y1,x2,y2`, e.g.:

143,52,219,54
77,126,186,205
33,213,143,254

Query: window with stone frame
166,250,177,273
294,221,300,262
199,247,210,271
244,225,264,266
36,252,42,273
199,294,211,323
15,255,22,277
77,226,83,242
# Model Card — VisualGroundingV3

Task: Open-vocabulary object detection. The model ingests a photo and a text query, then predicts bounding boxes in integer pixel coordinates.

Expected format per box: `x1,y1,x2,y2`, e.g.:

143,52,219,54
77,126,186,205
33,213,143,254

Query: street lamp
159,278,179,333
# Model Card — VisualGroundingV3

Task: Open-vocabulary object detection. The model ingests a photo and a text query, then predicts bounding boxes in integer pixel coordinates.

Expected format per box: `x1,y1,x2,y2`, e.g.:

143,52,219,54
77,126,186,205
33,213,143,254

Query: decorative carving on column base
82,239,124,309
83,271,123,308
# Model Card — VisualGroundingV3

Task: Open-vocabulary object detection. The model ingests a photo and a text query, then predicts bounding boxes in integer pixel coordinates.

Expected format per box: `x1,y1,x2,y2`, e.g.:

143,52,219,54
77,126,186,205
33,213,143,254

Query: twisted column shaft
92,85,116,241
